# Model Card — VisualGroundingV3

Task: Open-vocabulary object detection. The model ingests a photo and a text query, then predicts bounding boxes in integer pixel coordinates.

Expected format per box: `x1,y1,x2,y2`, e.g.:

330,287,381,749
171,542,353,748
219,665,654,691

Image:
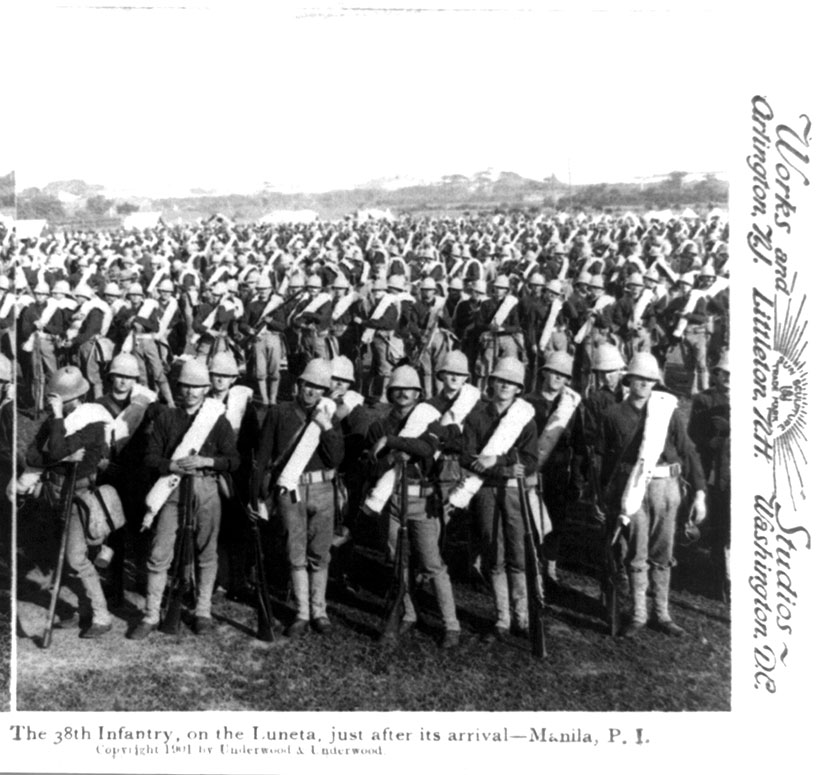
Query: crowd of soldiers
1,209,731,648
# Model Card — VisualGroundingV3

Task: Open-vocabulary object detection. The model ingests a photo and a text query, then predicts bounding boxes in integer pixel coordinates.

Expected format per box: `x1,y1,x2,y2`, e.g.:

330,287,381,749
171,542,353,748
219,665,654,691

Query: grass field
13,352,729,713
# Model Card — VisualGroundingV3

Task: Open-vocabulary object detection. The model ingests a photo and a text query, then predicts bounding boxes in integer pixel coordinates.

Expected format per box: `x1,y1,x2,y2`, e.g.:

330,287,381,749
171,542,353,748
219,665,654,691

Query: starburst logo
770,293,808,508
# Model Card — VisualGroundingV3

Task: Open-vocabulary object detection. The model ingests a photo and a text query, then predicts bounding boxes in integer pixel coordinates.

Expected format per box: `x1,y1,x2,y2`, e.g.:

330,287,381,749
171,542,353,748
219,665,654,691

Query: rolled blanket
143,397,226,527
275,397,337,498
363,402,441,514
448,397,535,509
440,383,481,429
619,391,678,525
536,386,581,469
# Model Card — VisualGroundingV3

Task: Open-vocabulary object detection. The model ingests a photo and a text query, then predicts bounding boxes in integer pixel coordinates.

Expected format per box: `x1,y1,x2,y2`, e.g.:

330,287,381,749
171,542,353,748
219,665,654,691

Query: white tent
123,211,162,230
14,219,47,240
261,209,319,225
356,208,395,225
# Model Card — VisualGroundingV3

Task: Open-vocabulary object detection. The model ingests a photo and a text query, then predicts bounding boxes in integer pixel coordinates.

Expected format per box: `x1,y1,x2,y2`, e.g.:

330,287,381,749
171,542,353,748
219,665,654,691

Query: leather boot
650,566,685,636
309,566,329,621
509,571,529,634
621,570,648,638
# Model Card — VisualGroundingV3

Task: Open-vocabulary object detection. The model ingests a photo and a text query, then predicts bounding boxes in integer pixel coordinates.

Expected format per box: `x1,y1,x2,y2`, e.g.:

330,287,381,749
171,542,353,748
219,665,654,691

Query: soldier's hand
395,451,411,463
511,462,526,478
690,490,707,525
471,454,497,473
369,436,388,461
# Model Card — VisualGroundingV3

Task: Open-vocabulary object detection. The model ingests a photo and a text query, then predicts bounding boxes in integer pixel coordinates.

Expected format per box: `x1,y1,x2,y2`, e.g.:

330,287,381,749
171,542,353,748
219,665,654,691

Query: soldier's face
440,372,467,393
180,384,208,409
596,369,622,391
628,284,643,300
541,370,568,393
210,374,234,393
298,381,325,408
389,387,419,409
714,368,730,394
491,379,520,402
493,285,507,299
421,289,435,302
329,377,351,399
628,376,656,401
111,375,136,397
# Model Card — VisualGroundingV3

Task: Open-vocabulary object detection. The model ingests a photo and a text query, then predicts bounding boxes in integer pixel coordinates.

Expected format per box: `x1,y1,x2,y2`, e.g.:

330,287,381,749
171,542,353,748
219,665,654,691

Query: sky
5,2,738,197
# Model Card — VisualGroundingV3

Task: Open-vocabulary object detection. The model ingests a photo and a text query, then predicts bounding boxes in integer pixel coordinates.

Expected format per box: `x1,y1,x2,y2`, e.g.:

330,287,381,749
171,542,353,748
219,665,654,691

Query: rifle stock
382,462,408,638
42,461,79,649
160,474,195,635
516,457,547,659
248,453,279,641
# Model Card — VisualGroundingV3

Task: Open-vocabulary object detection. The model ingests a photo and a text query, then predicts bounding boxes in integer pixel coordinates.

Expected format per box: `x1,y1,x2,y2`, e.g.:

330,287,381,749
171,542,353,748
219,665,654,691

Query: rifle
43,461,79,649
247,452,279,641
382,461,409,639
160,473,196,635
515,456,547,659
32,332,43,421
585,443,622,637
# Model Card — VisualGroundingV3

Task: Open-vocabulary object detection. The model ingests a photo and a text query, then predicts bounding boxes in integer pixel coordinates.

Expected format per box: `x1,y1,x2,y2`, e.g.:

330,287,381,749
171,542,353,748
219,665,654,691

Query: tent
123,212,162,230
14,219,47,240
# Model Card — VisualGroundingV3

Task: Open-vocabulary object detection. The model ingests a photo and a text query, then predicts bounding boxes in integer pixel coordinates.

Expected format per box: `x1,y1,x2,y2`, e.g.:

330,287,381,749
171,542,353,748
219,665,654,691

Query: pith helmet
387,275,406,292
700,264,716,278
448,277,464,291
626,272,644,287
420,277,437,291
0,275,9,291
546,279,563,295
713,351,730,373
592,344,626,372
588,275,605,290
158,278,175,292
387,365,422,391
299,358,332,389
209,352,240,377
330,355,356,383
306,275,323,289
73,284,93,299
331,275,349,289
540,351,574,378
492,275,510,290
46,366,90,401
372,277,388,291
626,352,661,382
178,359,211,387
256,276,273,290
528,273,546,286
0,354,11,382
52,280,71,295
34,281,50,295
435,350,470,377
127,282,145,296
490,356,525,388
103,282,121,296
108,353,141,379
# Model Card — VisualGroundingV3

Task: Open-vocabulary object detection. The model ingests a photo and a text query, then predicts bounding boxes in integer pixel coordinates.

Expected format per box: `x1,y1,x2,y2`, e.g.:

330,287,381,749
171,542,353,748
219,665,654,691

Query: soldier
476,275,522,394
25,366,115,638
207,352,258,601
519,272,547,395
688,351,730,601
328,275,364,364
412,276,454,399
453,357,539,641
599,353,706,637
361,277,400,400
254,358,344,637
666,272,710,395
452,279,484,381
117,282,176,406
609,272,656,361
239,275,286,406
363,365,461,648
524,351,584,586
96,353,161,605
20,281,67,412
63,284,113,399
292,274,335,363
130,359,240,639
155,277,185,360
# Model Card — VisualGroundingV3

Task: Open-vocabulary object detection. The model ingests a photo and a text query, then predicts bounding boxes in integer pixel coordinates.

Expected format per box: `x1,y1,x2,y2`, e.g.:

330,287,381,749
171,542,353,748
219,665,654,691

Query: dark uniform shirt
365,404,438,483
459,399,538,483
145,405,240,477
